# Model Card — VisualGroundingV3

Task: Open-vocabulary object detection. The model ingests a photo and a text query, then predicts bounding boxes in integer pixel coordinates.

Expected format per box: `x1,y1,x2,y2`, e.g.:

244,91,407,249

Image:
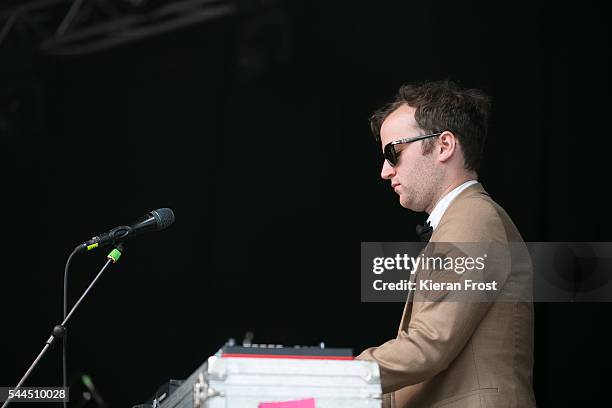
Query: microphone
74,208,175,254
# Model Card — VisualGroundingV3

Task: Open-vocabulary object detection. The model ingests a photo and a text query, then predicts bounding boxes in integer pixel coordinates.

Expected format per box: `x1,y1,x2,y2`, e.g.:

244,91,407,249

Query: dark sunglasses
383,132,443,166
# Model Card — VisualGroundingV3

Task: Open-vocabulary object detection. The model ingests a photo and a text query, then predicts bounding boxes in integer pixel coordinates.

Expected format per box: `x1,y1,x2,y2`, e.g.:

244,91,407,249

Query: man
356,81,536,407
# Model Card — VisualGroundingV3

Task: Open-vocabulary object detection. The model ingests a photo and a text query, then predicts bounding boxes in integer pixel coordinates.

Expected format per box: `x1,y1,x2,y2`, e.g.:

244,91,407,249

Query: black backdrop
1,0,610,406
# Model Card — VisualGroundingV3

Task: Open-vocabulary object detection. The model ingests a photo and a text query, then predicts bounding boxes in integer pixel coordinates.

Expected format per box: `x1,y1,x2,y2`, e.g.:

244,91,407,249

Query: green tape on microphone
107,248,122,263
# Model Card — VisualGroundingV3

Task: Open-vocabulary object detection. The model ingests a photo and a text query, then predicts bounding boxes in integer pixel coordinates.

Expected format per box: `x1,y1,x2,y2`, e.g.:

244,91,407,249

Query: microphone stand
1,244,125,408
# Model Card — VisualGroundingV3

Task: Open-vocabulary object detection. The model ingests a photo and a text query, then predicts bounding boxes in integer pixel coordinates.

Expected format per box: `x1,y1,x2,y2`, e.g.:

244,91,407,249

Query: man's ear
437,131,457,163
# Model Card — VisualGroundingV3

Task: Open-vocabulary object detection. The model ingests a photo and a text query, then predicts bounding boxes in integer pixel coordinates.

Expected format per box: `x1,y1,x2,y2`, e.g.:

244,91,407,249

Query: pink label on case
258,398,315,408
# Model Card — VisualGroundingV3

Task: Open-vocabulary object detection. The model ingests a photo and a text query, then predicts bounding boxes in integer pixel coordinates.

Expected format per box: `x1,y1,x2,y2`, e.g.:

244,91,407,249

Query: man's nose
380,160,395,180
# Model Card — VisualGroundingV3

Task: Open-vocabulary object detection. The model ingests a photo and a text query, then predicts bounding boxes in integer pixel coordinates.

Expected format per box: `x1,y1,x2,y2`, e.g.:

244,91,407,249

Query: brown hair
370,80,491,172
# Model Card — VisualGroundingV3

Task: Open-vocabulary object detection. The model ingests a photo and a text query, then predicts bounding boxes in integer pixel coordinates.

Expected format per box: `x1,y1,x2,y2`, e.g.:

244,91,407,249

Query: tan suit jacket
357,183,536,408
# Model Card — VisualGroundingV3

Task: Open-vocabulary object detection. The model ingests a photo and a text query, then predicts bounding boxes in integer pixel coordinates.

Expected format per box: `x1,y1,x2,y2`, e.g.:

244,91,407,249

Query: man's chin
398,197,412,210
399,196,422,212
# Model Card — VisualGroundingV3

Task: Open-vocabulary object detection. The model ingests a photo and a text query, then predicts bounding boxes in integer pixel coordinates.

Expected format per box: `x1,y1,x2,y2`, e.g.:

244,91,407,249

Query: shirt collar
427,180,478,230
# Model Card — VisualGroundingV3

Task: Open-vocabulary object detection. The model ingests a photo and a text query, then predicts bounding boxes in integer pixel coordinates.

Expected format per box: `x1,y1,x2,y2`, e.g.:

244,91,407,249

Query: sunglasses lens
384,144,397,166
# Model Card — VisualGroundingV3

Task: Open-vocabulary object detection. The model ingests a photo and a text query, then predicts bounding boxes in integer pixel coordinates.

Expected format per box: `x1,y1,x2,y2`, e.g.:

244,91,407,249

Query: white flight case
159,356,382,408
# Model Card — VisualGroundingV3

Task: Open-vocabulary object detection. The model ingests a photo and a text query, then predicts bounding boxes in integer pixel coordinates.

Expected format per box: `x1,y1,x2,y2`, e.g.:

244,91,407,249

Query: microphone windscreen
151,208,175,230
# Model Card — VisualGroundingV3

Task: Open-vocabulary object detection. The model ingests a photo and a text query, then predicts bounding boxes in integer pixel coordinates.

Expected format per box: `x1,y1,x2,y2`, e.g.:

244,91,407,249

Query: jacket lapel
398,182,489,333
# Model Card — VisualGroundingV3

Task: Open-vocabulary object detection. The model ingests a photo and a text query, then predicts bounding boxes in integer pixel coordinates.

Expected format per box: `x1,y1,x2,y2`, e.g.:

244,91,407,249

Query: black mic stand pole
1,244,125,408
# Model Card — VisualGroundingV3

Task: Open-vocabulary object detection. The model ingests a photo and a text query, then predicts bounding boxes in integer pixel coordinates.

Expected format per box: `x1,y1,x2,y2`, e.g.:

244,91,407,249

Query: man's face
379,104,442,212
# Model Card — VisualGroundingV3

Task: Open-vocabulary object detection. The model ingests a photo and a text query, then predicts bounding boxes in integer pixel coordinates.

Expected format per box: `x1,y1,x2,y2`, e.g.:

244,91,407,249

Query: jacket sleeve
356,239,513,394
357,298,494,393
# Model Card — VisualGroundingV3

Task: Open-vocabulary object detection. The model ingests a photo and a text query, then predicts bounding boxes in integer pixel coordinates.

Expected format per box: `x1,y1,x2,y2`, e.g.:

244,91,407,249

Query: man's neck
425,174,477,215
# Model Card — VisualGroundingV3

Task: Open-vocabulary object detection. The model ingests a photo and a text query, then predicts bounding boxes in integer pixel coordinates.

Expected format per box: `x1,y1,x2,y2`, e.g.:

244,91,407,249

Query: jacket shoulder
432,192,510,243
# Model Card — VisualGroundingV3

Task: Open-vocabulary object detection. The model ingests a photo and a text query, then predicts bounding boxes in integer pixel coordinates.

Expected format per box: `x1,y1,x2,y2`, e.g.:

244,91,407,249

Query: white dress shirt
426,180,478,230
